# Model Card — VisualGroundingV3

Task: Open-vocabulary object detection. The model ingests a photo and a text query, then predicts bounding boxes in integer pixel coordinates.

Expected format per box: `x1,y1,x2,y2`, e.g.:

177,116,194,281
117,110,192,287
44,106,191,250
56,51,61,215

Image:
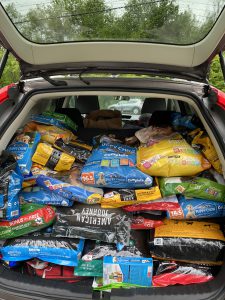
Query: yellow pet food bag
137,133,211,177
32,143,75,171
24,122,76,145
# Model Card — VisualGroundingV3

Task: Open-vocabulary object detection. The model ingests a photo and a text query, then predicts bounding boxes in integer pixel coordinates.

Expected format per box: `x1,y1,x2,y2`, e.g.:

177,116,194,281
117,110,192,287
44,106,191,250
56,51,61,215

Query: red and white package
131,216,163,229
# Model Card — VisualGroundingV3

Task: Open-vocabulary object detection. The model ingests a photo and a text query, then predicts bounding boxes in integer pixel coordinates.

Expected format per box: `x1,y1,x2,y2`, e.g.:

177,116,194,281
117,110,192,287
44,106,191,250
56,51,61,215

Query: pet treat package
81,143,153,188
23,122,75,145
131,216,163,229
19,186,73,207
158,176,225,202
36,172,103,204
167,196,225,220
43,111,78,131
52,204,131,245
189,128,223,174
153,261,214,287
150,220,225,265
54,138,91,163
102,256,153,288
1,237,84,266
137,132,211,177
7,132,41,175
32,143,75,171
123,195,180,212
0,203,56,239
0,152,23,220
30,115,69,131
101,186,162,208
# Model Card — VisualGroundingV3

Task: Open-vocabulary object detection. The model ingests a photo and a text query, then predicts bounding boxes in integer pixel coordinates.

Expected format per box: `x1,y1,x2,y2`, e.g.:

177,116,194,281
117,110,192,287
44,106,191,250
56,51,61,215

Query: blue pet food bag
1,237,84,267
81,143,153,188
19,186,73,207
7,132,41,175
0,152,23,220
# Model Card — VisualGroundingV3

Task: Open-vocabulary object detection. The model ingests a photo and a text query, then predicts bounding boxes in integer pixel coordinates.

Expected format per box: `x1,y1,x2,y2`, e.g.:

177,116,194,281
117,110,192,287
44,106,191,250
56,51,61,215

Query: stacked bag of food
0,110,223,291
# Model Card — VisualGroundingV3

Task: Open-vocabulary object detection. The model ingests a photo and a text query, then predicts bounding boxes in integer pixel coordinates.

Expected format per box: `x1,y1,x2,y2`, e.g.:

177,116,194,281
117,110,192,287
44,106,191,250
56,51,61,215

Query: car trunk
0,79,224,300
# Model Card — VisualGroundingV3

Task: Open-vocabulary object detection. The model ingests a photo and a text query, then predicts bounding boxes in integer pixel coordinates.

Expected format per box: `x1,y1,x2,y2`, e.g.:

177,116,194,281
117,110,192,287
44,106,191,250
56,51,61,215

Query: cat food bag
32,143,75,171
137,132,211,177
81,143,153,188
52,204,131,245
150,220,225,265
158,176,225,202
7,132,41,175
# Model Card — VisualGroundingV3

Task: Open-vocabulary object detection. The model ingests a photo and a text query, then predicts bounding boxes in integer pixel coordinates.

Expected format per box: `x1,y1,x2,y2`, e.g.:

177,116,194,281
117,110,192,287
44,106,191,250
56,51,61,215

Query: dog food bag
24,122,75,145
52,204,131,245
137,132,211,177
158,176,225,202
167,196,225,220
19,186,73,207
189,128,223,174
131,216,163,229
0,152,23,220
150,220,225,265
1,237,84,267
30,114,69,131
123,195,180,212
7,132,41,175
54,138,91,163
32,143,75,171
81,143,153,189
36,174,103,204
153,261,214,287
101,186,162,208
0,203,56,239
43,111,78,131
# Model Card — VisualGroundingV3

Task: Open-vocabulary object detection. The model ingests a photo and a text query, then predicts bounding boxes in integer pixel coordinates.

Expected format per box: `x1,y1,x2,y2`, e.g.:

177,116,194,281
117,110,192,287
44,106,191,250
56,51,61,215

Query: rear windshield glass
1,0,224,45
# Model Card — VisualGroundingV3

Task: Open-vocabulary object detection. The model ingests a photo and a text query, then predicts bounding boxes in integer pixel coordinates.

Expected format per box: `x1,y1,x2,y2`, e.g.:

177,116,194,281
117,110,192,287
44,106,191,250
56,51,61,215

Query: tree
209,55,225,92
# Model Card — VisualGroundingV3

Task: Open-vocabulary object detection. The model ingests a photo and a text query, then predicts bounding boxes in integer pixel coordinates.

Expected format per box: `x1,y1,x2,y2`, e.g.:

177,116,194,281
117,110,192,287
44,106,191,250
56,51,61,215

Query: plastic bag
135,126,173,145
0,152,23,220
189,128,223,174
7,132,41,175
158,176,225,202
19,186,73,207
101,186,161,208
52,204,131,245
167,196,225,219
150,220,225,265
137,132,211,177
0,203,56,239
54,138,91,163
24,122,75,145
1,237,84,266
36,170,103,204
123,195,180,212
32,143,75,171
81,143,153,188
43,111,78,131
153,261,214,287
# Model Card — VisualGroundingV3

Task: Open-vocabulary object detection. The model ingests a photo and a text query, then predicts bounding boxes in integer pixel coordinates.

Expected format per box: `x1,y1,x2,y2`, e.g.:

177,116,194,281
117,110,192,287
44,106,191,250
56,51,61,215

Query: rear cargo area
0,92,224,300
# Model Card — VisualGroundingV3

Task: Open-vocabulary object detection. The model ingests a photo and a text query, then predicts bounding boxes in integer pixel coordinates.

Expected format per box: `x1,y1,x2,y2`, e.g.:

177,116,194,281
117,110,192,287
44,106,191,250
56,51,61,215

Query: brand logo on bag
81,172,95,185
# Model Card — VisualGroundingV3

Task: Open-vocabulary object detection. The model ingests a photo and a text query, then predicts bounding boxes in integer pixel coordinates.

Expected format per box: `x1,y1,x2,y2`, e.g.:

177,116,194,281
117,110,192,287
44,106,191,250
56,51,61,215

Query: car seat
141,98,166,114
75,95,99,114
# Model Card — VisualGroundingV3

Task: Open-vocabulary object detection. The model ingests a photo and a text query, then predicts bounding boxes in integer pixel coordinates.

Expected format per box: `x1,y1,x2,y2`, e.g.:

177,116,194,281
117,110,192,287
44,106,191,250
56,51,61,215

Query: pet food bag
81,143,153,188
153,261,214,287
19,186,73,207
150,220,225,265
0,152,23,220
158,176,225,202
52,204,131,245
30,115,70,131
43,111,78,131
24,122,75,145
32,143,75,171
7,132,41,175
189,128,223,174
101,186,162,208
1,237,84,266
137,133,211,177
36,170,103,204
167,196,225,220
123,195,180,212
0,203,56,239
131,216,163,229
